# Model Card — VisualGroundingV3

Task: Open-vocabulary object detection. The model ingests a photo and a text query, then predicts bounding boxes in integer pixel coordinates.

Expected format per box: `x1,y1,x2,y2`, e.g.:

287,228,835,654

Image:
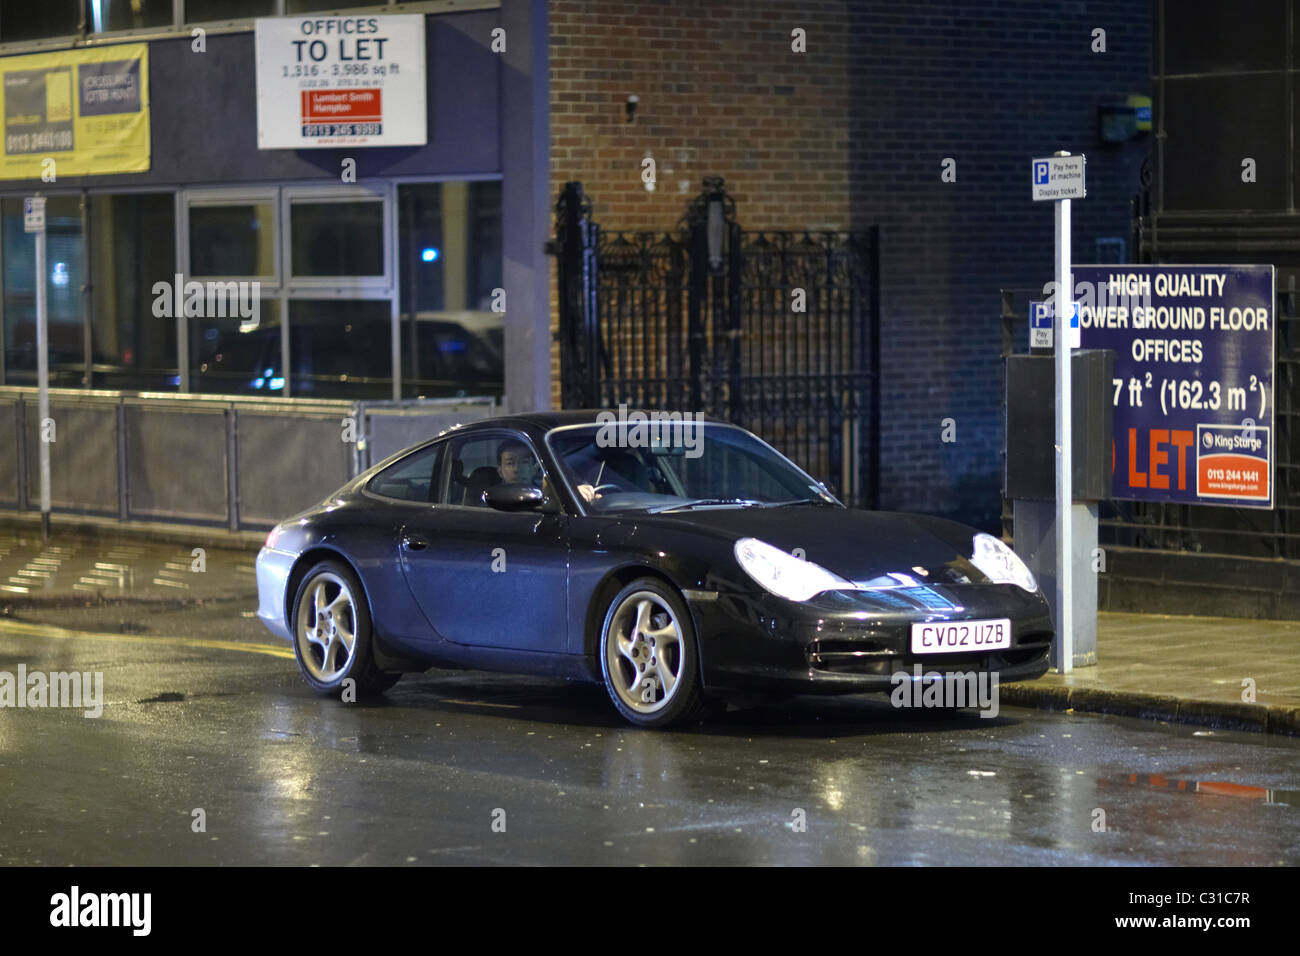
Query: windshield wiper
765,497,840,507
647,497,764,514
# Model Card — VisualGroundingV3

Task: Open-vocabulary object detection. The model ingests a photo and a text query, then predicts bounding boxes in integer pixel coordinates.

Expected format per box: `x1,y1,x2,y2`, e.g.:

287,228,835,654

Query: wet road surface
0,532,255,601
1,599,1298,865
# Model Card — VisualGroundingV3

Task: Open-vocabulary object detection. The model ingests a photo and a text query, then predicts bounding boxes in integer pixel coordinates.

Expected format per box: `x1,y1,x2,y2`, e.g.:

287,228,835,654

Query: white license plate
910,618,1012,655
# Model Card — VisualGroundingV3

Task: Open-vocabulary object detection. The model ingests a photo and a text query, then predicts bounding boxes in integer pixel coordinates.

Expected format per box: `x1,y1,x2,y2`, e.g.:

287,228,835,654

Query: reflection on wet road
0,533,254,599
0,601,1297,865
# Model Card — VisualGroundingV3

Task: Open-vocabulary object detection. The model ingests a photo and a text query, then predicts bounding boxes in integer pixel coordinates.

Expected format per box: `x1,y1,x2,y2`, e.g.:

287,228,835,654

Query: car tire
291,560,401,697
598,577,707,728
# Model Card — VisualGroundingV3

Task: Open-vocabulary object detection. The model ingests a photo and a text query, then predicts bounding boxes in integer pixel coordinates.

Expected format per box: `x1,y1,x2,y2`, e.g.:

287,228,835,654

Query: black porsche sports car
256,410,1054,727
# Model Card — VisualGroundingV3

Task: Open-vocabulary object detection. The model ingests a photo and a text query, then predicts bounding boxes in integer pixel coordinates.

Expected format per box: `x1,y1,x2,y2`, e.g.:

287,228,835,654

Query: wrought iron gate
553,178,880,508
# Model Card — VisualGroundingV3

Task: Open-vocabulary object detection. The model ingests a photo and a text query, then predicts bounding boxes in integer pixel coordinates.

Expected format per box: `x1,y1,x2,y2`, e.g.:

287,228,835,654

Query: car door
397,428,570,652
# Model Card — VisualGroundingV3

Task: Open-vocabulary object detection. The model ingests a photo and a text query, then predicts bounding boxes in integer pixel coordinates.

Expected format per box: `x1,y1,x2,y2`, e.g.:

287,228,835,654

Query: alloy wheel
604,590,685,714
295,571,357,683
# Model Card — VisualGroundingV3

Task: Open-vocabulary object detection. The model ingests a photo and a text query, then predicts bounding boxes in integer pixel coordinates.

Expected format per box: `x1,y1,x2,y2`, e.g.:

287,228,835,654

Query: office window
290,199,384,278
0,1,79,43
189,201,276,280
86,0,172,33
1,196,84,386
90,193,177,390
287,0,386,11
191,299,283,396
186,0,275,22
397,181,503,399
287,299,391,399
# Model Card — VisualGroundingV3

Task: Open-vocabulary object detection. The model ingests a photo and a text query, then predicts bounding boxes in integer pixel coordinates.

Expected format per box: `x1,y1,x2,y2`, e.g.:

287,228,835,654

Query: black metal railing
552,179,881,508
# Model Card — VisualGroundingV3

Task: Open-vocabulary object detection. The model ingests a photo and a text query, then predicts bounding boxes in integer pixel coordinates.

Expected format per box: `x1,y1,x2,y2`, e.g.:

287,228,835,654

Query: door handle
402,533,429,551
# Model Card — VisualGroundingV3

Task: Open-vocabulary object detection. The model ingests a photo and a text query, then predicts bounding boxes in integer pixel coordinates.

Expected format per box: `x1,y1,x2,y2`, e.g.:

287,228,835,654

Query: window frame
542,421,831,518
0,2,494,55
281,183,393,295
181,187,282,287
437,427,553,511
363,436,445,505
0,172,502,399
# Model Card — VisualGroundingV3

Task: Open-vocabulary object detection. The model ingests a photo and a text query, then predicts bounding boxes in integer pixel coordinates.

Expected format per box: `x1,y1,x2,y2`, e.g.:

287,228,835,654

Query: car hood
641,506,995,587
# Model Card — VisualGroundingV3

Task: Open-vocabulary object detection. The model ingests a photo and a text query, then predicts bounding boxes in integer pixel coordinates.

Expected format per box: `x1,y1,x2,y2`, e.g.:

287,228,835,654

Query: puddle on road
137,692,186,704
1113,772,1300,807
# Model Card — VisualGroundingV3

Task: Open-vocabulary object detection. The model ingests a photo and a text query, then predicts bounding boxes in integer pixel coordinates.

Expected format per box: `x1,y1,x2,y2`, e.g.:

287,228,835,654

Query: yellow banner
0,44,149,180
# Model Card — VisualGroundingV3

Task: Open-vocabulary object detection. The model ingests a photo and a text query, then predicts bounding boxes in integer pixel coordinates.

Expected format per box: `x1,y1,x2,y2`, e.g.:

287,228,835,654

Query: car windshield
546,422,841,513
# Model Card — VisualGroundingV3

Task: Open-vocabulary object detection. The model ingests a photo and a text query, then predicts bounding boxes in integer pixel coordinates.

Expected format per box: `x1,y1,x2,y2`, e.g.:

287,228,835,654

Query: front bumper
255,546,296,643
690,583,1054,696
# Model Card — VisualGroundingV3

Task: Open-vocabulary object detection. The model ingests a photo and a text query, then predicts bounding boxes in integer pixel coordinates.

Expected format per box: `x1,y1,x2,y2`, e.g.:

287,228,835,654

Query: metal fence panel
0,389,502,529
25,399,119,514
123,404,229,523
235,410,351,527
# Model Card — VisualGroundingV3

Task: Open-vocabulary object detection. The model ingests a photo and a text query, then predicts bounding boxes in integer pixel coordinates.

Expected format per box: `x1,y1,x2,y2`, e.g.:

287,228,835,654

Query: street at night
2,594,1297,867
0,0,1297,932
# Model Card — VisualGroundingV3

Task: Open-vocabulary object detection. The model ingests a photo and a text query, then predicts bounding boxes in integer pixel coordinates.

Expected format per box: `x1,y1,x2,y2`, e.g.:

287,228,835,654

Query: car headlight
734,537,854,602
970,533,1037,593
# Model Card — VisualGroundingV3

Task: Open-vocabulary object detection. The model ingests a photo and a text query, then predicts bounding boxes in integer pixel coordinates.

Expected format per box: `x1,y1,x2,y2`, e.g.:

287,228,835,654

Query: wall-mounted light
1098,94,1151,143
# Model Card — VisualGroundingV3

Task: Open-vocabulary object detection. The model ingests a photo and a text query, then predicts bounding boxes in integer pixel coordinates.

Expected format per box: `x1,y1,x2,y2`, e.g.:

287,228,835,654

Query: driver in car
497,440,540,486
577,449,647,503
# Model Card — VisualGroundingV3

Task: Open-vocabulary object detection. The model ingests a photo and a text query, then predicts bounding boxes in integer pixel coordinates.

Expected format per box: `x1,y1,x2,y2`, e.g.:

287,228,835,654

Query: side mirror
483,482,547,512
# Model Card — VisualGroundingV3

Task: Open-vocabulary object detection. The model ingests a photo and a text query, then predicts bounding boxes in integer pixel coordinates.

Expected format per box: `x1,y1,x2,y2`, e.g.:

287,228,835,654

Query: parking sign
23,196,45,233
1030,155,1086,200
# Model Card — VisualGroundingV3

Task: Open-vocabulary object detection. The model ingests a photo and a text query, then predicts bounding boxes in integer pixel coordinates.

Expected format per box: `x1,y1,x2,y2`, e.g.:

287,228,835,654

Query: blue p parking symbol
1033,161,1049,185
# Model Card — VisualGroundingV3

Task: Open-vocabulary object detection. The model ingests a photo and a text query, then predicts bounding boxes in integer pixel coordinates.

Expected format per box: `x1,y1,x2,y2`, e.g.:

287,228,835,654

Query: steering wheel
590,483,622,495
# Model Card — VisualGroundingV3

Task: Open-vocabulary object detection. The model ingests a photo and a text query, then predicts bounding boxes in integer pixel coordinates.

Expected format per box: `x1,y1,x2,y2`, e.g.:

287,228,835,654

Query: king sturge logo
1203,431,1264,453
1196,424,1270,502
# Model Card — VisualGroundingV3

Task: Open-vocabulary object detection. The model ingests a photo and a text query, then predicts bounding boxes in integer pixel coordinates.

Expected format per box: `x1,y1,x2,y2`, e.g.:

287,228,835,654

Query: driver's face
499,451,537,483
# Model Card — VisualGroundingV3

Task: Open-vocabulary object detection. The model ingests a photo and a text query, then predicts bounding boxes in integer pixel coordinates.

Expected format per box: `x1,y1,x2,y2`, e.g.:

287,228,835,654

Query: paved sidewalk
1002,612,1300,735
0,528,258,606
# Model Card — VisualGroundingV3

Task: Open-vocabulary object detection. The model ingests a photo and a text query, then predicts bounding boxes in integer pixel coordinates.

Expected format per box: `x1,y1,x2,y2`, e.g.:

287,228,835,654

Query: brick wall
548,0,1150,527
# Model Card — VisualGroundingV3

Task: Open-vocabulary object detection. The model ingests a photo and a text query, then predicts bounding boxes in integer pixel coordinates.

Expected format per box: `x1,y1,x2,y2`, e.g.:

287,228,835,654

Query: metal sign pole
28,196,50,541
1053,153,1073,673
1030,151,1086,672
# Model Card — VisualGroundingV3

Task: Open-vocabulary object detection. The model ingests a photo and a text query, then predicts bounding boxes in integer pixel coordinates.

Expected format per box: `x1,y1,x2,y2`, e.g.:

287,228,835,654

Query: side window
367,443,444,502
442,431,543,506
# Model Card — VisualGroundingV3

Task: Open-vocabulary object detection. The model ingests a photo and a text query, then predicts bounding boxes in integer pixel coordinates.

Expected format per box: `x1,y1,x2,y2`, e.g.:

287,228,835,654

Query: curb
0,514,266,550
0,591,258,611
1001,682,1300,737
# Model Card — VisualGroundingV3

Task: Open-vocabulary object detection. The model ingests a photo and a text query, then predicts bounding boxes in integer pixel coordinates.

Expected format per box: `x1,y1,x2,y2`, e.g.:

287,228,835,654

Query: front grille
806,639,896,674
